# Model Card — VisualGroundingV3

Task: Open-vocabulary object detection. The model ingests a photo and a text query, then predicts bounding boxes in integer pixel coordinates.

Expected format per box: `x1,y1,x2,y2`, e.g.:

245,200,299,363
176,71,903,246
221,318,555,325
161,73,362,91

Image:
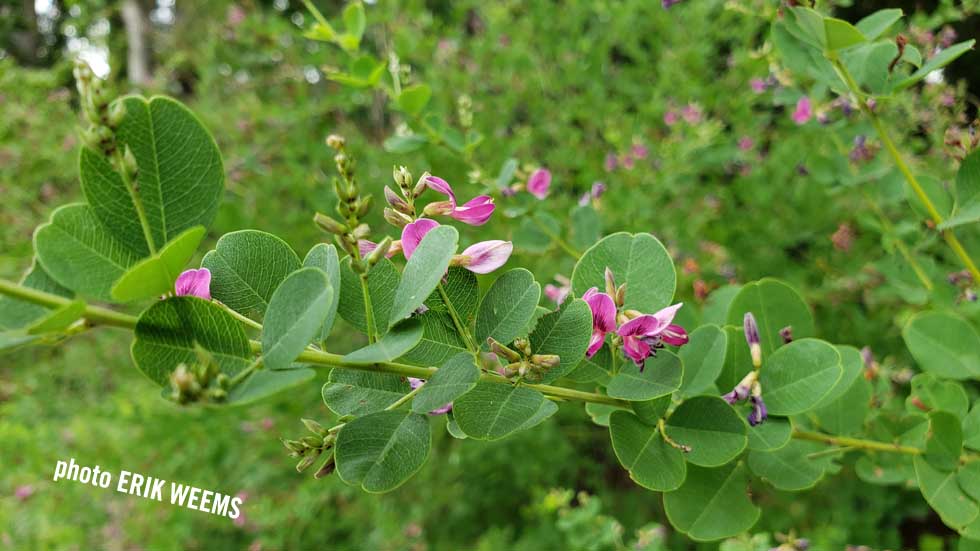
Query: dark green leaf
609,410,686,491
335,410,431,493
571,232,676,313
389,226,458,328
411,352,479,414
261,268,332,371
606,351,683,401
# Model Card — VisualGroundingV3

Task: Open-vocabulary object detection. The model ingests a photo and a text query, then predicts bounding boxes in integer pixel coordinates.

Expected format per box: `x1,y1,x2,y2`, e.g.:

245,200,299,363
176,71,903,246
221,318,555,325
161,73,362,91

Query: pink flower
738,136,754,151
663,111,679,126
682,103,703,124
424,175,495,225
15,485,34,501
631,144,649,159
359,239,401,259
455,240,513,274
750,78,767,94
604,153,618,172
620,154,635,170
527,168,551,199
408,377,452,414
175,268,211,300
400,218,440,259
792,96,812,125
583,287,617,357
544,275,572,305
617,303,687,367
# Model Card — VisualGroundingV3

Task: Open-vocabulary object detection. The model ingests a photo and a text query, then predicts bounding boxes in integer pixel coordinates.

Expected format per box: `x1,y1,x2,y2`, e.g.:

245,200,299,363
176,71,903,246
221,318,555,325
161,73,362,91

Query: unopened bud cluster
490,337,560,383
73,60,136,180
168,359,230,405
314,135,375,272
383,166,430,228
282,418,337,479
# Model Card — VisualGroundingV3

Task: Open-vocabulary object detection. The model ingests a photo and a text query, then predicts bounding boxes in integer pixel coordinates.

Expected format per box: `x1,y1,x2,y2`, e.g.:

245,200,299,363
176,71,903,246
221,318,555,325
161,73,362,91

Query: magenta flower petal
425,175,457,206
792,96,812,125
175,268,211,300
527,168,551,200
661,324,689,346
583,287,617,334
617,314,663,337
451,195,495,226
459,240,513,274
401,219,440,259
358,240,377,258
622,336,651,366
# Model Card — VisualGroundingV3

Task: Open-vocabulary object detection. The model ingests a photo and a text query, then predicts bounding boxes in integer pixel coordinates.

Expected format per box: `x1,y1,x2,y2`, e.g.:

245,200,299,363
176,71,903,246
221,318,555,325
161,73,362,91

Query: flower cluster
583,268,688,369
604,143,649,172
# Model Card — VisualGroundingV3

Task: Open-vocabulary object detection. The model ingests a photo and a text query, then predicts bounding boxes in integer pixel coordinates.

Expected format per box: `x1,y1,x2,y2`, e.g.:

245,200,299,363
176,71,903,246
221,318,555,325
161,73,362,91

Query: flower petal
622,335,650,366
651,302,683,327
425,175,457,206
617,314,665,338
450,195,495,226
527,168,551,199
583,287,617,333
401,219,440,259
661,324,689,346
460,240,513,274
174,268,212,300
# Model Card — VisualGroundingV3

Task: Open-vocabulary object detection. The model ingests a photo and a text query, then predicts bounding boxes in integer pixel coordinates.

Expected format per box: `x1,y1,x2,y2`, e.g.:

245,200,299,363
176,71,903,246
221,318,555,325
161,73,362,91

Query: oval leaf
335,410,431,493
758,338,842,416
529,298,592,384
678,325,727,397
609,410,686,491
475,268,541,349
453,382,545,440
261,268,332,371
903,311,980,380
606,351,683,401
303,244,341,342
725,278,815,357
665,396,747,467
664,463,761,542
411,352,480,414
111,226,206,302
571,232,676,313
322,370,411,417
389,225,458,328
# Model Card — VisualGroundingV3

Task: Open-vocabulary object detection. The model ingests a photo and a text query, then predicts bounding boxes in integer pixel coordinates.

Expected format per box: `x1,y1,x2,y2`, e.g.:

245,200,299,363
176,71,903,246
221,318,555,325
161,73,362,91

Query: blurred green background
2,1,979,549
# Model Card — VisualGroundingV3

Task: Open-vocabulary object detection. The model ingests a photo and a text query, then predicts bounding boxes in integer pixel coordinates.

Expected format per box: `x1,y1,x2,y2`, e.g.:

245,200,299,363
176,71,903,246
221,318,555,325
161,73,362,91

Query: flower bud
302,418,328,436
352,223,371,240
325,134,345,150
314,453,336,479
122,146,139,177
367,237,393,266
296,450,321,473
604,267,617,297
356,195,373,217
779,326,793,344
513,338,532,356
615,283,627,307
413,172,431,198
384,207,413,228
107,101,127,128
393,166,412,190
314,212,348,235
422,200,454,217
79,126,103,151
385,186,412,214
743,312,762,368
531,354,560,370
487,338,522,362
300,435,323,448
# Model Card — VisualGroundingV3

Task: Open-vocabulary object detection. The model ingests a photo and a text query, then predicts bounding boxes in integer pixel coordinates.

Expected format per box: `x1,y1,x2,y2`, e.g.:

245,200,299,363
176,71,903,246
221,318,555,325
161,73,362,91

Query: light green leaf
915,455,980,529
397,84,432,116
759,338,842,416
424,267,478,325
570,205,602,252
111,226,206,302
606,351,683,401
529,298,592,384
227,368,315,405
453,382,545,440
824,17,866,51
322,370,410,416
131,297,251,386
717,325,752,392
909,373,969,418
335,410,431,493
678,325,727,397
748,440,835,491
958,463,980,504
813,375,872,436
411,352,479,414
702,285,742,326
609,410,686,491
903,311,980,380
383,133,429,154
34,203,141,301
81,96,223,254
0,260,73,331
725,278,815,357
666,396,747,467
571,232,676,313
389,226,458,328
855,9,903,40
339,257,400,336
26,299,86,335
815,346,865,407
475,268,541,348
926,411,964,471
586,402,619,427
261,268,332,371
963,401,980,451
942,200,980,230
664,463,760,542
342,1,366,41
894,40,976,92
343,319,423,365
303,244,341,342
747,418,793,451
202,230,302,319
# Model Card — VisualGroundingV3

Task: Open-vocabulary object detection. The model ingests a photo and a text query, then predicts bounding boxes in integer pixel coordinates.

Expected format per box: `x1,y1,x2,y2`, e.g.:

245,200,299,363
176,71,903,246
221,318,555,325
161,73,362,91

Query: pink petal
544,284,570,305
587,331,606,357
451,195,495,226
622,335,651,366
527,168,551,200
174,268,211,300
662,324,689,346
425,175,457,206
617,314,665,338
460,240,513,274
792,96,812,125
583,287,617,333
401,219,440,259
358,240,377,257
651,302,683,327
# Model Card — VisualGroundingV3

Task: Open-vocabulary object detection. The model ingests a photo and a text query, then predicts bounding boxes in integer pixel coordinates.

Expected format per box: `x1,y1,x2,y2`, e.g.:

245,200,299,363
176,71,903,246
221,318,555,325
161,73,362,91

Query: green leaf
397,84,432,116
958,463,980,503
909,373,969,418
303,21,336,42
702,285,742,326
855,9,903,40
666,396,747,467
111,226,206,302
399,310,469,368
26,299,86,335
815,346,865,407
903,311,980,380
725,278,814,357
529,298,592,384
843,40,898,95
664,463,760,542
717,325,753,392
322,370,410,416
343,319,423,365
389,226,458,328
926,411,964,471
303,244,341,342
0,260,73,331
632,395,671,425
516,399,559,432
383,133,429,154
678,325,727,397
453,382,545,440
342,1,366,41
426,267,479,324
586,403,618,427
261,268,332,371
411,352,479,414
747,418,793,451
824,17,867,51
81,96,223,255
34,203,140,301
894,40,976,92
512,213,560,253
131,297,251,386
759,339,842,416
606,351,683,401
474,269,541,349
570,205,602,252
227,368,315,405
0,331,41,353
813,375,872,436
963,401,980,451
957,149,980,207
942,200,980,230
202,230,302,319
608,411,686,491
748,440,835,491
567,343,611,383
571,232,676,313
339,257,400,336
788,7,826,49
335,410,431,493
915,455,980,529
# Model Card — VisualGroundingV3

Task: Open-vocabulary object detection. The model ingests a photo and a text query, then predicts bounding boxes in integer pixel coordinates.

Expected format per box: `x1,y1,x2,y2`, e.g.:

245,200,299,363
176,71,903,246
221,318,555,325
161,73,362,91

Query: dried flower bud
325,134,345,150
615,283,627,307
779,326,793,344
531,354,560,369
314,212,348,235
314,453,336,479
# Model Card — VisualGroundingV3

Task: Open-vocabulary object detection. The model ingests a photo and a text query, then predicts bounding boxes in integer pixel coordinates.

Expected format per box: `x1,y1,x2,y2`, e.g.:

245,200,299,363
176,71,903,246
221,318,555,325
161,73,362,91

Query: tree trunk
120,0,153,85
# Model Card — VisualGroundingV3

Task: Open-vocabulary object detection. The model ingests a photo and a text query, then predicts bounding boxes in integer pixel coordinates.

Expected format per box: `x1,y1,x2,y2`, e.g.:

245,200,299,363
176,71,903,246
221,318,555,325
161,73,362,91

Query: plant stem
0,278,137,329
114,148,158,256
229,358,262,387
792,429,922,455
831,57,980,283
437,282,477,352
359,273,377,343
221,303,263,331
385,384,422,411
532,215,581,260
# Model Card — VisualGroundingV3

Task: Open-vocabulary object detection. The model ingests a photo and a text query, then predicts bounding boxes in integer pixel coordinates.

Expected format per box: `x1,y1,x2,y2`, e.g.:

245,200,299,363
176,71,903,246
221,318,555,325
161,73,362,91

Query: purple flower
527,168,551,199
631,144,649,159
722,371,755,405
750,78,767,94
662,0,682,7
616,303,687,368
792,96,812,125
424,175,495,225
175,268,211,300
748,395,768,426
408,377,452,414
583,287,617,357
456,240,513,274
604,153,618,172
401,218,440,259
579,181,607,206
738,136,754,151
743,312,762,367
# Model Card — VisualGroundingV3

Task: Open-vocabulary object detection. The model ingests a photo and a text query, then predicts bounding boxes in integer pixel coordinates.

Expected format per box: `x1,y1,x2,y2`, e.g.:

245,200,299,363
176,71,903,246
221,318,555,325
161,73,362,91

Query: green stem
0,278,137,329
862,190,934,291
300,0,331,28
114,148,157,256
831,57,980,284
221,303,263,331
359,273,378,343
532,215,581,260
792,429,922,455
385,384,422,411
229,358,262,387
437,283,477,352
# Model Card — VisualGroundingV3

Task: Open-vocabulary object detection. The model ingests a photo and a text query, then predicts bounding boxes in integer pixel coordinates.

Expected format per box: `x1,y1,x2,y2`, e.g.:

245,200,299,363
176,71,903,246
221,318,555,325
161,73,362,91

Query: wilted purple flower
792,96,812,125
579,181,607,206
408,378,452,414
175,268,211,300
527,168,551,199
849,135,874,163
544,275,571,306
455,240,513,274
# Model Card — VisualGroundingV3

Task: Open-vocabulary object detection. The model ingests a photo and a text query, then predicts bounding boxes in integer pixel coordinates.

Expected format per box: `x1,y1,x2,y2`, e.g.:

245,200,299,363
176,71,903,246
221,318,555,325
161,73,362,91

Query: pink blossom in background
792,96,812,125
527,168,551,199
663,110,679,126
750,78,767,94
620,154,635,170
631,144,649,159
174,268,211,300
604,153,618,172
738,136,754,151
681,103,702,124
15,485,34,501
